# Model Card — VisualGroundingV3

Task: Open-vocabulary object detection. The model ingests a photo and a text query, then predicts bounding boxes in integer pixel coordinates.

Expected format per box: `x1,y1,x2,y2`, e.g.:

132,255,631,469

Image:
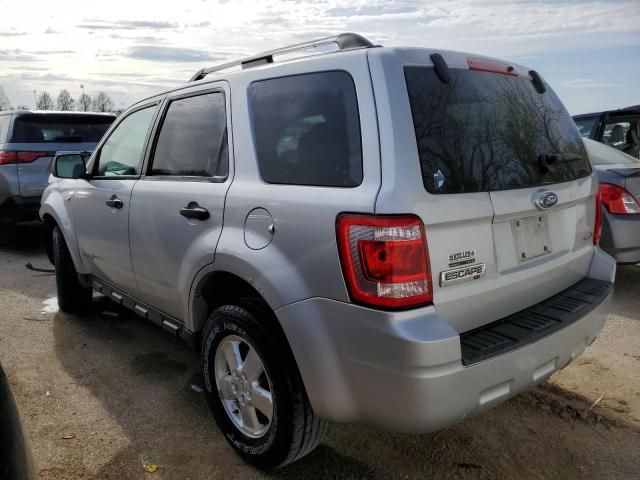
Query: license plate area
512,215,552,262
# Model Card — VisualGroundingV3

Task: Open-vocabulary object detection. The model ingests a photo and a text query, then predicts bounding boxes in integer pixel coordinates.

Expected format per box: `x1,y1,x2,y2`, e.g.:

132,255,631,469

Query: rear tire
201,301,327,469
52,226,92,314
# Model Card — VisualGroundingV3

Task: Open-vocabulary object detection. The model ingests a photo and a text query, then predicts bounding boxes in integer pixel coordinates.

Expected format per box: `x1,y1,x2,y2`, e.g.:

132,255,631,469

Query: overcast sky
1,0,638,114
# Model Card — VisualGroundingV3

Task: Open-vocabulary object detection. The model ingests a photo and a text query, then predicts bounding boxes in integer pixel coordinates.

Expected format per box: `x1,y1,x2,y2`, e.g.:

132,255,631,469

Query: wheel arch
39,202,87,273
190,270,282,335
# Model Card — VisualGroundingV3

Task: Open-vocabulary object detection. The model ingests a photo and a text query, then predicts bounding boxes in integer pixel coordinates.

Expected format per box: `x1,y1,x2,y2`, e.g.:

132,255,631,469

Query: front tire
52,225,92,314
201,302,327,469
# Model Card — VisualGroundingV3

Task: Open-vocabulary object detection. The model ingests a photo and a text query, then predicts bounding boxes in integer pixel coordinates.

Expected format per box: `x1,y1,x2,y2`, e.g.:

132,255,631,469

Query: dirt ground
1,224,639,480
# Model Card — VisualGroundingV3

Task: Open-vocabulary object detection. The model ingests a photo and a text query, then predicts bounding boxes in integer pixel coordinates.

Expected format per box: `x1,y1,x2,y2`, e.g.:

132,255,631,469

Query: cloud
125,46,225,63
562,78,622,89
0,49,40,61
78,20,179,30
326,4,419,17
0,30,27,37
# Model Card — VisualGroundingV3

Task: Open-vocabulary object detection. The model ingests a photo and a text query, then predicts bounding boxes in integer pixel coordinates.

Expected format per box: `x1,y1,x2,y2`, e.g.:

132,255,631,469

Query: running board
91,277,197,348
460,278,613,366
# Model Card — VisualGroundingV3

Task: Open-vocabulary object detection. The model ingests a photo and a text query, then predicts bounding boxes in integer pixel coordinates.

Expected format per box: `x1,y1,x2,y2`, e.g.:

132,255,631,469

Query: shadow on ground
50,289,640,480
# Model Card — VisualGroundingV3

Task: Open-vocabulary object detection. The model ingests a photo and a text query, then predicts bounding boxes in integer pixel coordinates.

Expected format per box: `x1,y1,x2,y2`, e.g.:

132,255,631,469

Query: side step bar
460,278,613,366
91,277,197,348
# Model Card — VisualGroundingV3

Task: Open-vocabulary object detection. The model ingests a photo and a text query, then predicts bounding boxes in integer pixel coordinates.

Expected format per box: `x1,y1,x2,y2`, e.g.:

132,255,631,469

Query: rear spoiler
609,168,640,177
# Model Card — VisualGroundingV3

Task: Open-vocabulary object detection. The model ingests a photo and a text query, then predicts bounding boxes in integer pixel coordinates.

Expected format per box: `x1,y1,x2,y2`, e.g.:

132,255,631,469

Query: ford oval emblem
534,190,559,210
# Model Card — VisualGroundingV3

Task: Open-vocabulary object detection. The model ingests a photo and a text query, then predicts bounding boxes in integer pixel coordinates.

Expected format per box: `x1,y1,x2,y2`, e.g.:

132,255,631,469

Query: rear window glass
249,71,363,187
9,114,114,143
574,117,598,139
405,67,591,194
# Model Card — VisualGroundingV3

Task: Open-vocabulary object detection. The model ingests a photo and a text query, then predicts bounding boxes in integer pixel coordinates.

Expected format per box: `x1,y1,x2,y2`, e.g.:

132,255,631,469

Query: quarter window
95,106,156,177
249,71,363,187
150,92,228,178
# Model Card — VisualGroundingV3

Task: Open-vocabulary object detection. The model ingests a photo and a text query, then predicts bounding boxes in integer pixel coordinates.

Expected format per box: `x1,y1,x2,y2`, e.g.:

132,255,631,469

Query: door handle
180,202,209,221
105,196,123,209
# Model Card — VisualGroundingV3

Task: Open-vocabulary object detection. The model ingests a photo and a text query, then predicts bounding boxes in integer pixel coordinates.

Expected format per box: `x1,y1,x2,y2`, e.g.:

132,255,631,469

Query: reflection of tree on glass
405,67,591,194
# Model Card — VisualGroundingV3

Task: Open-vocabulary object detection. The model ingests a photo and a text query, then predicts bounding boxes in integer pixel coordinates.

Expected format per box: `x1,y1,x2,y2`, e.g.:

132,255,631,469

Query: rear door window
404,66,591,194
149,91,228,178
249,71,363,187
9,114,114,143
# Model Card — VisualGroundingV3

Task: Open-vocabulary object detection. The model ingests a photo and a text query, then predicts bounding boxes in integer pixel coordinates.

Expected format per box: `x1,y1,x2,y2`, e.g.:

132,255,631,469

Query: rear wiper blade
538,152,582,174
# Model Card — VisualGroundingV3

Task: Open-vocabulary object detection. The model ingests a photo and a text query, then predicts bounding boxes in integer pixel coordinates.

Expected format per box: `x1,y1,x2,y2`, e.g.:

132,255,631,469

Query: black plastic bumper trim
460,278,613,366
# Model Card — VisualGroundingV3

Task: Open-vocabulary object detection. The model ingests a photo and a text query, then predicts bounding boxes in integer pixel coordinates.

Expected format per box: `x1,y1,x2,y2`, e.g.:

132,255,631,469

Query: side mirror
51,153,89,179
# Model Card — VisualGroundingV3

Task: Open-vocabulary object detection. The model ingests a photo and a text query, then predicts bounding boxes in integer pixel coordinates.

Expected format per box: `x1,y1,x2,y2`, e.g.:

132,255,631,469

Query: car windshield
10,114,114,143
405,66,591,194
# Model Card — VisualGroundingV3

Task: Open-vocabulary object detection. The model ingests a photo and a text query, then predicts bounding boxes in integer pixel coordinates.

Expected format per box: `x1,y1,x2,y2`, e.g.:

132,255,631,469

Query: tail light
336,214,432,309
0,151,49,165
599,183,640,215
593,191,602,245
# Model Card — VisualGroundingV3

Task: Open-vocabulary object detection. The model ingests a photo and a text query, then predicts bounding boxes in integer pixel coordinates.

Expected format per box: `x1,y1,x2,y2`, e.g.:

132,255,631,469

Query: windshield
405,66,591,194
10,114,114,143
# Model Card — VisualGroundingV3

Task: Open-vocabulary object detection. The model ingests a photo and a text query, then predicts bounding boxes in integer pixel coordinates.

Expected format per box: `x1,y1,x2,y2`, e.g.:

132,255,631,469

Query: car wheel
201,301,327,469
52,225,92,314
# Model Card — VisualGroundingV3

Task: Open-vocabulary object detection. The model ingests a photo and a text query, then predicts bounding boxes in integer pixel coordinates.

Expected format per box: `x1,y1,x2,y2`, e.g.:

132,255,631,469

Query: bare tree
0,86,11,111
78,93,92,112
36,91,54,110
57,89,75,111
92,91,114,112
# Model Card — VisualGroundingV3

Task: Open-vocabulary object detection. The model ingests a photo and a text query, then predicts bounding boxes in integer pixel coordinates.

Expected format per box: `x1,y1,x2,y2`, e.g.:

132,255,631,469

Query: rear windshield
9,114,114,143
405,66,591,194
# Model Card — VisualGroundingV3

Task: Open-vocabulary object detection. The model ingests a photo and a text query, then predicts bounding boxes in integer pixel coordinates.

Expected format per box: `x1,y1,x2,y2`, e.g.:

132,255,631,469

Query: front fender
39,187,88,274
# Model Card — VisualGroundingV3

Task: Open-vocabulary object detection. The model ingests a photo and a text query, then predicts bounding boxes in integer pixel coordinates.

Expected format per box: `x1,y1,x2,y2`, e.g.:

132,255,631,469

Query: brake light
467,57,518,76
0,151,48,165
599,183,640,215
336,214,432,309
593,191,602,245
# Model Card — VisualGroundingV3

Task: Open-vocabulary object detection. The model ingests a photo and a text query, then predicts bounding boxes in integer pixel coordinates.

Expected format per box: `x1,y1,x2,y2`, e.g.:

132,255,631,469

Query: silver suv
0,110,115,243
40,33,616,468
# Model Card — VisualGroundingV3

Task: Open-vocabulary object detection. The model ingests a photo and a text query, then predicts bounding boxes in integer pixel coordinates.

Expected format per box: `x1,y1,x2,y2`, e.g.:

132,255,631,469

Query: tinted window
405,67,591,194
574,117,598,139
150,92,227,177
0,115,10,143
96,106,156,177
9,114,114,143
249,71,362,187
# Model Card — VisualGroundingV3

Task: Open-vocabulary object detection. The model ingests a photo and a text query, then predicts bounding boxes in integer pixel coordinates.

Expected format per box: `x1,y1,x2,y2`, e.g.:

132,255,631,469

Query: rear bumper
600,210,640,264
277,249,616,433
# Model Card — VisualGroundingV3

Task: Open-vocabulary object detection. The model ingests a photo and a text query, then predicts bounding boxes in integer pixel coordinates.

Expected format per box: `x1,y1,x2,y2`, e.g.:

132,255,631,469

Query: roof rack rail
188,32,376,82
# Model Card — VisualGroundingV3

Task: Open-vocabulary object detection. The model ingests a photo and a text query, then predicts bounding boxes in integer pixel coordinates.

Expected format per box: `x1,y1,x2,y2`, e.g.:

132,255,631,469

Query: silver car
584,138,640,264
0,110,115,243
40,33,615,468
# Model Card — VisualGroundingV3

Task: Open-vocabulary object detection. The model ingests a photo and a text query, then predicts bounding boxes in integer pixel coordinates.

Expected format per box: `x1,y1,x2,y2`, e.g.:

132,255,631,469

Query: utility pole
80,85,85,111
33,90,37,109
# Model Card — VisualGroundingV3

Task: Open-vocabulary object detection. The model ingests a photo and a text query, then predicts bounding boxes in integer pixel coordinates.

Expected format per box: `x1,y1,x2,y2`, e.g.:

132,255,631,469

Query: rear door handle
105,196,123,209
180,202,209,221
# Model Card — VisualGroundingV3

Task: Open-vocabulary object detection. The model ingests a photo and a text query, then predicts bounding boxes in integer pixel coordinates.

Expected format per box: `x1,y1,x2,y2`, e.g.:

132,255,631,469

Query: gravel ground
1,224,639,479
